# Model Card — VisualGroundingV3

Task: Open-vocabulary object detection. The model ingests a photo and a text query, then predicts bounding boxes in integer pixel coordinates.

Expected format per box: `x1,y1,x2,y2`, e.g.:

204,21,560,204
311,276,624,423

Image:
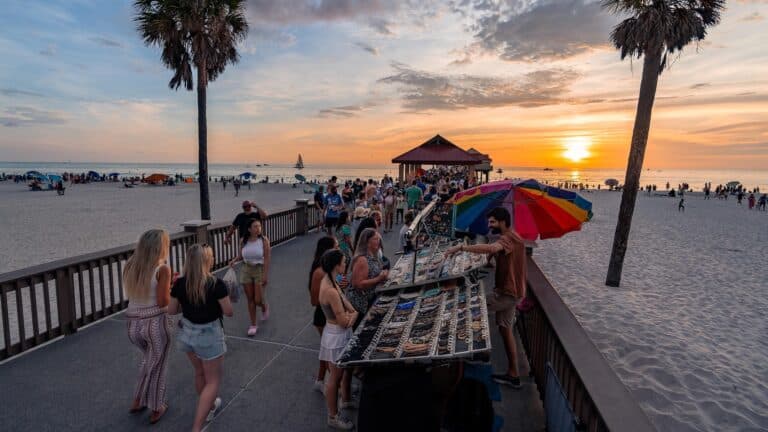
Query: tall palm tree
603,0,724,287
135,0,248,220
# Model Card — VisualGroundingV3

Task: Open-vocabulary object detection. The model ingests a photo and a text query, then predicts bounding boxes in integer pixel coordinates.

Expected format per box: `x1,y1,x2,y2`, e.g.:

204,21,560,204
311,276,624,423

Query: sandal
149,405,168,425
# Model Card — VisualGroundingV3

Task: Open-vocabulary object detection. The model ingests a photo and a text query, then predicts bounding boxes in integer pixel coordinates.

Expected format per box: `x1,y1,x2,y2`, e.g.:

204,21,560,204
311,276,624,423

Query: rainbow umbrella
450,179,593,241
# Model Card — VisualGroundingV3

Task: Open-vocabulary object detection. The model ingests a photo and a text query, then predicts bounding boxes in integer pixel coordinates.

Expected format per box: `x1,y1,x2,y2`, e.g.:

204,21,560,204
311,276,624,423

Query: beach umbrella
108,172,120,177
604,178,619,187
144,173,169,183
25,170,44,177
726,181,740,188
450,179,593,241
46,174,63,183
295,174,306,183
87,170,100,178
239,172,256,179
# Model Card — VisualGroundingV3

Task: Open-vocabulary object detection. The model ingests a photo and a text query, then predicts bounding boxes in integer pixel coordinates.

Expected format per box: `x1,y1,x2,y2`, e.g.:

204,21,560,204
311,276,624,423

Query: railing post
55,267,77,335
295,199,309,236
182,220,211,245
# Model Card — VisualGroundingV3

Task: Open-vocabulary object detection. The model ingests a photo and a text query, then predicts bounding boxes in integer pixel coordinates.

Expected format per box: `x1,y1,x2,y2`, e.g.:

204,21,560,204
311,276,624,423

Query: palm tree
603,0,724,287
135,0,248,220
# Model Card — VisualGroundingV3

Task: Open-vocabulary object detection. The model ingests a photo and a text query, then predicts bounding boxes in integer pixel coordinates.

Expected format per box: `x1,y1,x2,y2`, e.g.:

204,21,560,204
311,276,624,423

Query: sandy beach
2,182,767,431
0,181,311,274
534,190,768,431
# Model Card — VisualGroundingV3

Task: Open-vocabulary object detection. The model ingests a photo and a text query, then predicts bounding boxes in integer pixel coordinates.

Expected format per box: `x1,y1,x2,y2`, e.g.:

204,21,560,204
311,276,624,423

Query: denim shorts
177,318,227,361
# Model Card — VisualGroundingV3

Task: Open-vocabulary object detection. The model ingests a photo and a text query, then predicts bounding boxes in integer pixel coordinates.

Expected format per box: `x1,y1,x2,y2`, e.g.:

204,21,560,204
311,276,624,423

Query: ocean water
1,161,766,190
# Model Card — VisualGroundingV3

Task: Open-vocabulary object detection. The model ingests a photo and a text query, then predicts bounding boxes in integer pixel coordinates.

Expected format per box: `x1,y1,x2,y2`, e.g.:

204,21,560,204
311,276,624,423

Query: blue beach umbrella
239,172,256,179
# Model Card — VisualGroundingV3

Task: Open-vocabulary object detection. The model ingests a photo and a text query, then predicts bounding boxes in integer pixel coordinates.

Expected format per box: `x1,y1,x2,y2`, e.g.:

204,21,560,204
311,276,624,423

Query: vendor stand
338,200,496,431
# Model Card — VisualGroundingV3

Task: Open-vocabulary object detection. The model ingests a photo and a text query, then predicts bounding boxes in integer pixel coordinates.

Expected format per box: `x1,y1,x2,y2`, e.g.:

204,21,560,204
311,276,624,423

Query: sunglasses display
337,277,491,367
380,237,488,292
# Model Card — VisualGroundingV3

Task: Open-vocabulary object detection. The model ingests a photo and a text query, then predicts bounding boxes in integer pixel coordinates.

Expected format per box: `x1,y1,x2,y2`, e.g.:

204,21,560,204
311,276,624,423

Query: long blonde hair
353,228,379,259
183,244,214,305
123,229,169,303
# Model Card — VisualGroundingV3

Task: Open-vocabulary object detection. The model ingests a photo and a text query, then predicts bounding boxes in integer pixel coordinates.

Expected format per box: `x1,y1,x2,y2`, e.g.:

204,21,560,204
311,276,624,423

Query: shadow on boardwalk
0,229,544,431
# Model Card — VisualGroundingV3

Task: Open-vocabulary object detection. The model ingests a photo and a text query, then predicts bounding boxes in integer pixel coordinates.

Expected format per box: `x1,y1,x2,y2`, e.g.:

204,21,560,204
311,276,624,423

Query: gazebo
392,134,484,182
466,148,493,183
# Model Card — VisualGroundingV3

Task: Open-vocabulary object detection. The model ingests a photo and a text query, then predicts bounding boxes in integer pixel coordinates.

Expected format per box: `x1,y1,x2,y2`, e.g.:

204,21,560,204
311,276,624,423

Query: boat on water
543,167,553,171
295,154,304,169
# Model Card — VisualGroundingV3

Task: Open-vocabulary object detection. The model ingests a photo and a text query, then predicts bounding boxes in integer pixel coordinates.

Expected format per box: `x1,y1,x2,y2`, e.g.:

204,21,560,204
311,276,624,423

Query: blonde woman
229,219,271,336
124,229,173,424
347,228,388,328
169,244,233,432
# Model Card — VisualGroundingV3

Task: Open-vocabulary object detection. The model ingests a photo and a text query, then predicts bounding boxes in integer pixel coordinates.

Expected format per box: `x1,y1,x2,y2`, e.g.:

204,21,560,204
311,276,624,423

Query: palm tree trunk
197,62,211,220
605,46,663,287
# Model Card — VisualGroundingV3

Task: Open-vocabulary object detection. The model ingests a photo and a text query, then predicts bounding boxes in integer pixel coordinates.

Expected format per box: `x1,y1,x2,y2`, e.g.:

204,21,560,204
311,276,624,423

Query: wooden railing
516,257,656,432
0,203,319,361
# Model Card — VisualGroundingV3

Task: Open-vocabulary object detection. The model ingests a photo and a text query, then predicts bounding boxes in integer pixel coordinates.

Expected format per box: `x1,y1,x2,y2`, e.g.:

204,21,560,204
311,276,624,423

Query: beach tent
25,170,44,177
726,181,740,188
46,174,63,183
239,172,256,179
144,173,169,184
87,170,100,179
604,179,619,187
108,172,120,178
295,174,306,183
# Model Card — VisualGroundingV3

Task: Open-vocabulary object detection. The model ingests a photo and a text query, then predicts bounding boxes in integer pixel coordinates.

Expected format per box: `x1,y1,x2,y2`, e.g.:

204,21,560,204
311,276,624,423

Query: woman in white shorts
318,250,358,430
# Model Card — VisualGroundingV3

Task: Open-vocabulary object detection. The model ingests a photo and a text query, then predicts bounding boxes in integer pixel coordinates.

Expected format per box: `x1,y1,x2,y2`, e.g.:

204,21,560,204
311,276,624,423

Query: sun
562,136,591,163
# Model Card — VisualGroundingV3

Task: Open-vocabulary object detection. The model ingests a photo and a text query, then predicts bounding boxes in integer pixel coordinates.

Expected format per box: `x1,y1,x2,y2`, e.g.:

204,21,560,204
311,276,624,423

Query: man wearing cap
225,200,268,245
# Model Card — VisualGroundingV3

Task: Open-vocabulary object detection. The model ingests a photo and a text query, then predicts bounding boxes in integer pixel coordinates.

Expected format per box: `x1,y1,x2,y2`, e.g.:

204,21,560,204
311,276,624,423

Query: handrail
518,257,656,431
0,203,319,361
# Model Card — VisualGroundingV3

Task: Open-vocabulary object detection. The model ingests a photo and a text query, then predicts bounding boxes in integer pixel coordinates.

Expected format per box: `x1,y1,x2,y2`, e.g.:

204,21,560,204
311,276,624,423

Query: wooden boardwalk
0,229,544,431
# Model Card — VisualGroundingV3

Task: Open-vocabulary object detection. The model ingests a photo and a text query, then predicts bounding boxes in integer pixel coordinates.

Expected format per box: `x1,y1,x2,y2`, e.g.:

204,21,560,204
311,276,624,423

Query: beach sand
0,181,312,273
533,190,768,431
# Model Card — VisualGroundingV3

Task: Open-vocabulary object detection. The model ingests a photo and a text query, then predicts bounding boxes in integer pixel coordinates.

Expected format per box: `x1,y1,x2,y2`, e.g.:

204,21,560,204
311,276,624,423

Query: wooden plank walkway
0,229,544,431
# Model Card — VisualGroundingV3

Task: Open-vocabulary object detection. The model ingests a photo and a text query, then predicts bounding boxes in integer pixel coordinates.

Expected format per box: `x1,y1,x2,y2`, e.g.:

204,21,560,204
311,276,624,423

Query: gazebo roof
392,134,481,165
467,147,493,171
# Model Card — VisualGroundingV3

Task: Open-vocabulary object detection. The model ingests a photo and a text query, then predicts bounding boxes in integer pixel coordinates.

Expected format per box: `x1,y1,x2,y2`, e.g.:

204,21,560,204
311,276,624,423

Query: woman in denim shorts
169,244,233,432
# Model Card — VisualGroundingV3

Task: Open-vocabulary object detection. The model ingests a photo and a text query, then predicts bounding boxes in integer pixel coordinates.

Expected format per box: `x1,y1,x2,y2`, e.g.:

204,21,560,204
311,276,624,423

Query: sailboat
294,154,304,169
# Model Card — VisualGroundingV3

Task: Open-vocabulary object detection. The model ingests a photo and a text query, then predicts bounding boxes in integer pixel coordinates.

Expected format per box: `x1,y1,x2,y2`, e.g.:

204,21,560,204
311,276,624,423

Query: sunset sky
1,0,766,169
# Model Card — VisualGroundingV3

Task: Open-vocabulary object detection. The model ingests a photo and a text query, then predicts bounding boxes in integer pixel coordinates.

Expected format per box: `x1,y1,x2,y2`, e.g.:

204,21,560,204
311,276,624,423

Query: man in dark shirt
446,207,526,388
225,200,267,245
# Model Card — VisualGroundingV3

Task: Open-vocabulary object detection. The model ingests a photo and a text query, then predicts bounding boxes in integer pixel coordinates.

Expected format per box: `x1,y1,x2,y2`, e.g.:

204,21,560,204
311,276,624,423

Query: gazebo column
398,164,405,183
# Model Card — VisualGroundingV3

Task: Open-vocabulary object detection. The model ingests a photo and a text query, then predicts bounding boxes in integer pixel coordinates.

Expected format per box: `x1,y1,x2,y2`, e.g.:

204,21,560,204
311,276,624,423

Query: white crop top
131,266,160,307
242,238,265,265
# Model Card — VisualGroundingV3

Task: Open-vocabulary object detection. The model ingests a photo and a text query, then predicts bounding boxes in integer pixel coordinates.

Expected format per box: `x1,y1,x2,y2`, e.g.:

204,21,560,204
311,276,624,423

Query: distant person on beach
169,244,232,432
318,250,357,430
222,178,227,190
225,200,267,245
308,236,339,394
678,198,685,212
748,193,755,210
229,220,271,335
446,207,527,388
233,178,241,197
124,229,174,424
759,194,767,211
737,191,744,204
